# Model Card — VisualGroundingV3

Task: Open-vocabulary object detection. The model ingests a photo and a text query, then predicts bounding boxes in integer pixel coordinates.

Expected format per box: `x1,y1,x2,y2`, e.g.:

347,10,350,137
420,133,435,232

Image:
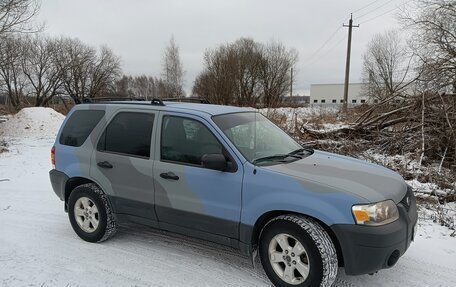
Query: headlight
352,200,399,226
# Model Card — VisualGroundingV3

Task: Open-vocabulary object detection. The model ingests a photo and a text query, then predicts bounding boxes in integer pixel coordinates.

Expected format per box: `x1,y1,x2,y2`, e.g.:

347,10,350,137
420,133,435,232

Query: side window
161,116,223,165
97,112,154,158
60,110,105,147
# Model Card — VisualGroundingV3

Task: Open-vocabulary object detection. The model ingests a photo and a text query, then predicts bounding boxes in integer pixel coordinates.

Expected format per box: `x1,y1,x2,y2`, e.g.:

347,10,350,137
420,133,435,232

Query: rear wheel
259,215,338,287
68,183,117,242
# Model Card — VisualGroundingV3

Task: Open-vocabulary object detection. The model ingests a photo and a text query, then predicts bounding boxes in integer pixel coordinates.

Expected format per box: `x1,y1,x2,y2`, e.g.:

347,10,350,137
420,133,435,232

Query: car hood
264,150,407,203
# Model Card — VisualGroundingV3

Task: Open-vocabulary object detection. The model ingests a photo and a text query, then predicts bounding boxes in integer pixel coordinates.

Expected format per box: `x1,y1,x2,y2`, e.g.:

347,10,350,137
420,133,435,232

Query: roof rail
79,96,209,106
150,98,165,106
82,97,146,103
161,97,211,104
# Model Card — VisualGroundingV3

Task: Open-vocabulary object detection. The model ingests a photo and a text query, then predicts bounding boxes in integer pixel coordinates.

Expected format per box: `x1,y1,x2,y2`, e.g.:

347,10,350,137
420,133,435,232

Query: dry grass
0,140,8,154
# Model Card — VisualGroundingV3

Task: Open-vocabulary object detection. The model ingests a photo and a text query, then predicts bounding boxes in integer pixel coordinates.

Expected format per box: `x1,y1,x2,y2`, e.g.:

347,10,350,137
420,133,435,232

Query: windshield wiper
287,147,313,157
252,148,314,165
252,154,290,165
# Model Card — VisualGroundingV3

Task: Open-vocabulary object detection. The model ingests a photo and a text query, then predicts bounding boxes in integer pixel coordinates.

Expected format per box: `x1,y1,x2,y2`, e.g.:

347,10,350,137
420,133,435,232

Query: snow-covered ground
1,108,455,286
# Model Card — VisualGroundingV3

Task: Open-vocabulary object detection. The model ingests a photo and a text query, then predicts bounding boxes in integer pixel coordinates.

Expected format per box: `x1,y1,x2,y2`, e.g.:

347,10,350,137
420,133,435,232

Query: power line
303,0,393,65
352,0,383,14
306,35,347,65
302,26,342,64
302,1,389,65
321,35,348,58
359,0,414,24
356,0,395,21
302,1,395,66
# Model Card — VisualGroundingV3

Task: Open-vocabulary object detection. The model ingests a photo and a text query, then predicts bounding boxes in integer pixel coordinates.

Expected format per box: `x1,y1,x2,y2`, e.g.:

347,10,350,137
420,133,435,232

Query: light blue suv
50,98,417,287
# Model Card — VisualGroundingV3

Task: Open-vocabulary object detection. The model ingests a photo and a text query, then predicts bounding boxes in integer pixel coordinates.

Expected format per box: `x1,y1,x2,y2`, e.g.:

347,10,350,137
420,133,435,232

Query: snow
361,151,455,198
406,179,450,197
1,107,456,286
258,106,344,135
0,107,65,139
259,106,339,118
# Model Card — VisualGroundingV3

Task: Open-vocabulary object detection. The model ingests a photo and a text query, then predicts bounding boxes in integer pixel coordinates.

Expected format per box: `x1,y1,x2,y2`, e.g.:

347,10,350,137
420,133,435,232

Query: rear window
59,110,105,147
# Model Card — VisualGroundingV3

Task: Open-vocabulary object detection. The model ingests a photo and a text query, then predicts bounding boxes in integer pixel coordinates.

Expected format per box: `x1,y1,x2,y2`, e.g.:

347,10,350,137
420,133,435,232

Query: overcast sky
37,0,410,95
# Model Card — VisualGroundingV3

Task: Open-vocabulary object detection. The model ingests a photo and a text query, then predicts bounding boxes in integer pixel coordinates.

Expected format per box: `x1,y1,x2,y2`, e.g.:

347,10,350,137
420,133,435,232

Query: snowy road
1,137,455,287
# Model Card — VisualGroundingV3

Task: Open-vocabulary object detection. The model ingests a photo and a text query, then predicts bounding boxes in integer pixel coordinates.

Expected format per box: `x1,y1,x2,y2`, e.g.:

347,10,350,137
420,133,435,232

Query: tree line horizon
0,0,454,111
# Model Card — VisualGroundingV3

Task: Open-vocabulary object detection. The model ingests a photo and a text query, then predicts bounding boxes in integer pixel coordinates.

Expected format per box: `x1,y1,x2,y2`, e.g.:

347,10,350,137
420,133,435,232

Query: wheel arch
250,210,344,267
64,177,96,211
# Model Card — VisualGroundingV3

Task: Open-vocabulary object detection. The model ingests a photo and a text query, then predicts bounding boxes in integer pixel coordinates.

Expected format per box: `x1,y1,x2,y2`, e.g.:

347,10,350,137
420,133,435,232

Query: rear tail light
51,146,56,169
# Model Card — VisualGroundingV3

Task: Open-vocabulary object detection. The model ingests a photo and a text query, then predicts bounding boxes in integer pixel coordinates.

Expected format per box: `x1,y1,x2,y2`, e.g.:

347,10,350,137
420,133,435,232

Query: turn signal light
353,210,369,222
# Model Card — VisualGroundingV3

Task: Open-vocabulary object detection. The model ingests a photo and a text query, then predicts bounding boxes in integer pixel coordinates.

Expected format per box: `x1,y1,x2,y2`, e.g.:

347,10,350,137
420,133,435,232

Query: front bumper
331,188,418,275
49,169,68,201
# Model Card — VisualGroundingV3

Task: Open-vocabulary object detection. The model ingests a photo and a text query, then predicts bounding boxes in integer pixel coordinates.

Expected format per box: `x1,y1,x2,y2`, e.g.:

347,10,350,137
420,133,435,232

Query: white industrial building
310,83,370,105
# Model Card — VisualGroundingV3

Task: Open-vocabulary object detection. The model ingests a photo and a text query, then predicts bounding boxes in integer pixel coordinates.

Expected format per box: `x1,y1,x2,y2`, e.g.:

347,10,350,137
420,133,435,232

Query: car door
91,109,158,221
153,112,243,239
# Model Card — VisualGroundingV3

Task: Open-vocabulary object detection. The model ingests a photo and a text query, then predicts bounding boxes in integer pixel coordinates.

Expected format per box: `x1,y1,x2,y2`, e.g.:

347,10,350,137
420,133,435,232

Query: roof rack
150,98,165,106
79,97,209,106
161,97,211,104
82,97,146,103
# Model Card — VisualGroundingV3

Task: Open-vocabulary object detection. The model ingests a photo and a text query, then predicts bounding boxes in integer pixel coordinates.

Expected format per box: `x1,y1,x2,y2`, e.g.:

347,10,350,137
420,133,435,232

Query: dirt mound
0,107,65,139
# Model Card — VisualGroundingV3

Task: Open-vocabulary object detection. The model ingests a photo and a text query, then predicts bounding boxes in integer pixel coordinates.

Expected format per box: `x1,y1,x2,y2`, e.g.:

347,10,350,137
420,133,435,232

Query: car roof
80,101,255,116
164,102,254,115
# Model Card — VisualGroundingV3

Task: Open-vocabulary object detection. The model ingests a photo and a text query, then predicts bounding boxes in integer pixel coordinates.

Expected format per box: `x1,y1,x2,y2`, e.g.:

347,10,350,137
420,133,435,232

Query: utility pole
290,68,293,97
343,13,359,112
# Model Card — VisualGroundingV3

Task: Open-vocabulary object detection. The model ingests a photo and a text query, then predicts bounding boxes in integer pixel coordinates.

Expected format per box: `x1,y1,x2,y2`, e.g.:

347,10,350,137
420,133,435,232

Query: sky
37,0,411,95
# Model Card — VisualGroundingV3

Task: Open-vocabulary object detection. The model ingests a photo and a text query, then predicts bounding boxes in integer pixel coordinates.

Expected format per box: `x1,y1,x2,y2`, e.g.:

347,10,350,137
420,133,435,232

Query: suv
50,99,417,287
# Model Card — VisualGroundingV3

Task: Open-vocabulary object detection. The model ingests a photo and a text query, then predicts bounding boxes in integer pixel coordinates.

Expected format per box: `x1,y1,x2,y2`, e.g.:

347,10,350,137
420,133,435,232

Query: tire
68,183,117,243
259,215,338,287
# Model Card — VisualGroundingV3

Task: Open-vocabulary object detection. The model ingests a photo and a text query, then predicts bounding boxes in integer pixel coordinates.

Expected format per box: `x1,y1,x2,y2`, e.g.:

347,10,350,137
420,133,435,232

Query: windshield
213,112,311,165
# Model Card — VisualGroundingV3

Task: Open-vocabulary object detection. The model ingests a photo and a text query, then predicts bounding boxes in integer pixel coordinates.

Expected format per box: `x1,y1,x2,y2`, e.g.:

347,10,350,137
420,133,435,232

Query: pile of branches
294,93,456,195
299,93,455,164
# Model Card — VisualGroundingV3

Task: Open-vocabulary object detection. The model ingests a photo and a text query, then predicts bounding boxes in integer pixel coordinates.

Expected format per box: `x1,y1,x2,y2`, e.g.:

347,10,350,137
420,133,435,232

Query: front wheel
68,183,117,242
259,215,338,287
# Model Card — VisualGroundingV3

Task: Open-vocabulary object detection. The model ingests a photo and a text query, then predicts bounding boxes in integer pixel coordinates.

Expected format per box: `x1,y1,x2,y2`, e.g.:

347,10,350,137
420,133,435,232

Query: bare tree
56,39,121,103
20,35,64,106
87,46,121,99
0,0,40,35
259,40,298,107
193,38,297,107
113,75,162,100
234,38,263,106
56,37,96,103
402,0,456,93
0,35,26,109
192,70,216,102
362,30,417,101
198,43,239,105
162,36,184,98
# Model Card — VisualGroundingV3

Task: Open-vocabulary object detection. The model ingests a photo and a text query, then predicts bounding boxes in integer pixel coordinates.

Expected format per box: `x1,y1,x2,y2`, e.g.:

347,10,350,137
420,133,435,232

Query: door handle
97,161,113,169
160,172,179,180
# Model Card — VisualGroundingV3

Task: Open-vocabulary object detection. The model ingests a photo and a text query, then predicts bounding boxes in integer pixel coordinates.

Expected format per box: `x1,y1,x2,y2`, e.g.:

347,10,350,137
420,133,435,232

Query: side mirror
201,153,227,171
